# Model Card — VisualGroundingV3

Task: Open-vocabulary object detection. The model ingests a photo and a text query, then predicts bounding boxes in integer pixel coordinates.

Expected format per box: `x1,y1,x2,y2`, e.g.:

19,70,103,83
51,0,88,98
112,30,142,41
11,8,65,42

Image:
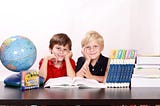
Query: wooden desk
0,82,160,106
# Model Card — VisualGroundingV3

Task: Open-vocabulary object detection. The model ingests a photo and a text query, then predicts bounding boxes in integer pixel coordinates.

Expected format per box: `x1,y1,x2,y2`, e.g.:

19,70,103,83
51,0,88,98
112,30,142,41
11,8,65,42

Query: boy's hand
76,69,84,77
45,53,58,63
81,47,91,61
65,51,72,60
82,65,92,79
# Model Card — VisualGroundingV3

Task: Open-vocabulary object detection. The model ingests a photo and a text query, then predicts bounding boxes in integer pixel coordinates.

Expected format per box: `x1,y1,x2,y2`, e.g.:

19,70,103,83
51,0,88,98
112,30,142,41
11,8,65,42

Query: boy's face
51,44,70,61
84,40,102,60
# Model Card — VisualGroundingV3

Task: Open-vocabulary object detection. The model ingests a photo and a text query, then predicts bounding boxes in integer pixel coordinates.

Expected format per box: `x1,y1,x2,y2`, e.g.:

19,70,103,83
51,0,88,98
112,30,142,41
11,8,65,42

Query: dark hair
49,33,72,50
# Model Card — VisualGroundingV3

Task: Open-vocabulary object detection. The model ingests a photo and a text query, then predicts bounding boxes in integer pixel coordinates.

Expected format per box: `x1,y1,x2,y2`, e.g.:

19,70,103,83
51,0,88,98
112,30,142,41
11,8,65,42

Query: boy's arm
76,47,91,77
76,59,90,77
39,53,58,81
89,75,105,83
39,57,49,81
83,68,105,83
65,51,76,78
81,63,104,82
85,59,109,83
76,70,84,77
76,62,105,83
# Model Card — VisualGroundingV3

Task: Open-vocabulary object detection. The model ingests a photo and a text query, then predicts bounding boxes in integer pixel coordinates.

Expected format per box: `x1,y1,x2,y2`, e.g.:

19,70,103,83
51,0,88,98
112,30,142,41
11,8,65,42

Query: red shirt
39,58,76,82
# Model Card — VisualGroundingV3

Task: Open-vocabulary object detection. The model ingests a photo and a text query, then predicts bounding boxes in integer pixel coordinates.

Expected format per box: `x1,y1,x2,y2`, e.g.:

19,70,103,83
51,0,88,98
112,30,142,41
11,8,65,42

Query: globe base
4,73,44,87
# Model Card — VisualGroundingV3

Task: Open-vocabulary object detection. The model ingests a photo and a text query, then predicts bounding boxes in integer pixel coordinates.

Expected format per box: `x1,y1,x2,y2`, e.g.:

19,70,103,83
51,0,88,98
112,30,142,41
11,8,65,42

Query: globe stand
4,73,21,87
4,72,44,87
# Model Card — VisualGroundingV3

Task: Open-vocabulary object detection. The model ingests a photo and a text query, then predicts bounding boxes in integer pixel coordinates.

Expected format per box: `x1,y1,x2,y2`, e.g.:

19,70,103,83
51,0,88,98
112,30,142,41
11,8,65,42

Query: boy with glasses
76,31,109,83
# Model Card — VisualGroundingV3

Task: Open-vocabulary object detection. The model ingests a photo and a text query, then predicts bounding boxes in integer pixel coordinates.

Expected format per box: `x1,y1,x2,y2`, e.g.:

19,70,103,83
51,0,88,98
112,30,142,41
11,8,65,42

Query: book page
44,77,73,88
72,77,105,88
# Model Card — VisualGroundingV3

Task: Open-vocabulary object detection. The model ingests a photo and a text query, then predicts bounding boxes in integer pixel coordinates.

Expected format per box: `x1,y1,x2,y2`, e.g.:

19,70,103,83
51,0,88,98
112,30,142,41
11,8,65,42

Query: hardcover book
131,77,160,87
136,55,160,65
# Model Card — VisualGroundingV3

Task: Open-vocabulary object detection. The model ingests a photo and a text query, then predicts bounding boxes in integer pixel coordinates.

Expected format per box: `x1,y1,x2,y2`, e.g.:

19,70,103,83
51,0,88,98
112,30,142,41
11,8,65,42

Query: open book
44,77,105,88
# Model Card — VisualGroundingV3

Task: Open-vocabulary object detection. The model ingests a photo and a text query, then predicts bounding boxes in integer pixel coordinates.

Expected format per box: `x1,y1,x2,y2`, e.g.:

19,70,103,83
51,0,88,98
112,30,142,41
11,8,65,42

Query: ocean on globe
0,36,37,72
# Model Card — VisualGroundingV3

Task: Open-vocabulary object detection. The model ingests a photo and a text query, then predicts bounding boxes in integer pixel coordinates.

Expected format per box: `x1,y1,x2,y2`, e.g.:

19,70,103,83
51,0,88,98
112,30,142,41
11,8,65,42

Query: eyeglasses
85,45,100,51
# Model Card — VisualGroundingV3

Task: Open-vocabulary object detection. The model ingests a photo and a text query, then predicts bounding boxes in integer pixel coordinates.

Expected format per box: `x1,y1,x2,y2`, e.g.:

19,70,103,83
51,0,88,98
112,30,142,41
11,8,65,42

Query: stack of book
131,55,160,87
105,49,136,88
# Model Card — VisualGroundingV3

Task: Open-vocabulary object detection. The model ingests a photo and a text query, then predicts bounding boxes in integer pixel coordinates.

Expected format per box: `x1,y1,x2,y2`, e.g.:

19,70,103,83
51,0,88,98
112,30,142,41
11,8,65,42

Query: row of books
105,49,136,88
131,54,160,87
105,64,134,87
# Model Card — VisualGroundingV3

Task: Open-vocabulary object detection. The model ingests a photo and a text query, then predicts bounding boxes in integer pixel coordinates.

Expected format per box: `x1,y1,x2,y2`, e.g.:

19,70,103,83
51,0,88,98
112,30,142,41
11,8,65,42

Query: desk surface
1,82,160,105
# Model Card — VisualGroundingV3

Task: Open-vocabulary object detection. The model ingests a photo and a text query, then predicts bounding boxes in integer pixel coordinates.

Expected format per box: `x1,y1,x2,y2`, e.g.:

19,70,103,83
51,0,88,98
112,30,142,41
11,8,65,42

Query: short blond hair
81,31,104,49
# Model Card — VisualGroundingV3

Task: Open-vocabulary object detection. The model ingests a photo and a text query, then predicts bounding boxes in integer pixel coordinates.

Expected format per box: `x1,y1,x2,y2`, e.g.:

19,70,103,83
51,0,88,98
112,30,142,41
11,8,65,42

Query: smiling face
85,40,103,60
51,44,70,61
81,31,104,60
49,33,72,62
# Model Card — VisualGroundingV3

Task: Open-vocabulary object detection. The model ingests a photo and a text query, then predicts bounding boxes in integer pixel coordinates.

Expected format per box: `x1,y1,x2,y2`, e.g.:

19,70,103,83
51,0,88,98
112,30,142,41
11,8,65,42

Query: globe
0,35,37,72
